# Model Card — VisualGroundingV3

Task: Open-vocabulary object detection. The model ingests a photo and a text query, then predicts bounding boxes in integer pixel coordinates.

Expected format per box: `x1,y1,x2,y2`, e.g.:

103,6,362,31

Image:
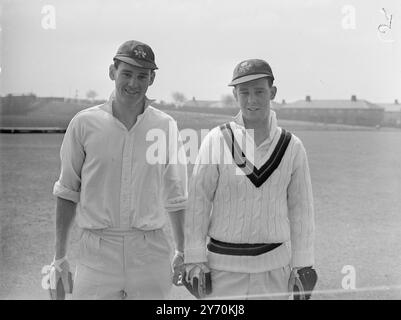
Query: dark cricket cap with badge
113,40,158,70
228,59,274,86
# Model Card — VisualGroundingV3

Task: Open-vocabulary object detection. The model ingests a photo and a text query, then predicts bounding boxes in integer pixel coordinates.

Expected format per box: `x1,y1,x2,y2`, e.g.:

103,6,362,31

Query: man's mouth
124,88,139,95
247,107,259,111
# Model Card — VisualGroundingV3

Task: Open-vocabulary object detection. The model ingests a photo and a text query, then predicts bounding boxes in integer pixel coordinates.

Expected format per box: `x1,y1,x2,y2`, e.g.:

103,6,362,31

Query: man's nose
128,77,138,87
248,93,257,105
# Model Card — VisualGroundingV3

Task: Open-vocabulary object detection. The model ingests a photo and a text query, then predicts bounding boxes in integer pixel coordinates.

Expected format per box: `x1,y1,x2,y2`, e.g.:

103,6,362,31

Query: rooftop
376,100,401,112
280,96,383,110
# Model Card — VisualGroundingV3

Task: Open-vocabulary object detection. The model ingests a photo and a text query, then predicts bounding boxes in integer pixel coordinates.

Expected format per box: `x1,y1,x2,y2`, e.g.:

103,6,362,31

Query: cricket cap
113,40,158,70
228,59,274,86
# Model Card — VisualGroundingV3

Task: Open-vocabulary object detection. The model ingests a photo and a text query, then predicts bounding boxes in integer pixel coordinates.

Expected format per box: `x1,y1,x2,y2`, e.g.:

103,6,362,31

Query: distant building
377,100,401,127
276,95,384,127
0,94,38,115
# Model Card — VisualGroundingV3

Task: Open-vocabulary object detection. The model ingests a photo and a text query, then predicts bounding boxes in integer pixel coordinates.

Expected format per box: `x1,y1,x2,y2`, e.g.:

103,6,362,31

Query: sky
0,0,399,103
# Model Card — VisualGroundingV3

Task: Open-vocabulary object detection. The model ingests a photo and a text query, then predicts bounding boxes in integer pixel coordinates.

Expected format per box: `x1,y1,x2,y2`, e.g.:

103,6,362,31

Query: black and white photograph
0,0,400,304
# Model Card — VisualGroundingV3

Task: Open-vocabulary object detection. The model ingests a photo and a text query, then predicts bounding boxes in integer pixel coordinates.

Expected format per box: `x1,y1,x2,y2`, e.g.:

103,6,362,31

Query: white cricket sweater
184,110,315,273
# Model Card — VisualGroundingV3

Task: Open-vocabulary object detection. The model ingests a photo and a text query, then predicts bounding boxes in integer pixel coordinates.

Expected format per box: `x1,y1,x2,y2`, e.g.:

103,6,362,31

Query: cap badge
134,47,147,58
238,61,252,74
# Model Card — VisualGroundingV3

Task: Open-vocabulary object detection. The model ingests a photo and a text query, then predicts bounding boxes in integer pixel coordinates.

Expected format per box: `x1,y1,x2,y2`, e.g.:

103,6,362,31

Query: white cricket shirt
53,95,188,230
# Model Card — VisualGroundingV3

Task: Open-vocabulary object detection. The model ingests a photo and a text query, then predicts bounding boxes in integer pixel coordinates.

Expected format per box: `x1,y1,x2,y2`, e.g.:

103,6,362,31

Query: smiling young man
47,40,188,299
183,59,317,300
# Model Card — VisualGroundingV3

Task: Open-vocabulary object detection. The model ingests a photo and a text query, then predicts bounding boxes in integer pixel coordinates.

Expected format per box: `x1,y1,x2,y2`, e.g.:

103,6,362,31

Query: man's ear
109,64,116,81
270,86,277,100
148,70,156,86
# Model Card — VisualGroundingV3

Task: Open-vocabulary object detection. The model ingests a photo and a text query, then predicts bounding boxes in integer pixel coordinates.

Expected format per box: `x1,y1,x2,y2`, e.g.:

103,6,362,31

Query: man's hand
171,250,185,286
182,263,212,299
288,266,318,300
42,257,73,300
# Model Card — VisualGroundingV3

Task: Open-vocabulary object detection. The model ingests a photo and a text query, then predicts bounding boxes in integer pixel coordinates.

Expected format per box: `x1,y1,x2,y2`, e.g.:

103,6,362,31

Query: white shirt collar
233,109,279,144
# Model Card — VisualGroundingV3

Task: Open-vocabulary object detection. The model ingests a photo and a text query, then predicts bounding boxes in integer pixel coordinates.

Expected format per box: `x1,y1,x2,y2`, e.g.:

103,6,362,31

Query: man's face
233,77,276,123
110,61,155,105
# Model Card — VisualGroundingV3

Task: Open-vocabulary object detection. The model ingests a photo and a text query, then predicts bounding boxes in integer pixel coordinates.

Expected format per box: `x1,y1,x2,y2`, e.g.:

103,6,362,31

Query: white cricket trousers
206,265,291,300
72,228,172,300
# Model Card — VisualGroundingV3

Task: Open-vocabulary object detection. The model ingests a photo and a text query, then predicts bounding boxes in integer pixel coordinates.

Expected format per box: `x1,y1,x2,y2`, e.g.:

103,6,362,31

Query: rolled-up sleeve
163,120,188,212
287,139,315,268
53,116,85,203
184,130,219,264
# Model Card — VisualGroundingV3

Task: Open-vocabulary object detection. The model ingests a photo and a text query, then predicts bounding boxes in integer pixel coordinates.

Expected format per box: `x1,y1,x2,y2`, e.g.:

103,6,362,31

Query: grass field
1,110,401,299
